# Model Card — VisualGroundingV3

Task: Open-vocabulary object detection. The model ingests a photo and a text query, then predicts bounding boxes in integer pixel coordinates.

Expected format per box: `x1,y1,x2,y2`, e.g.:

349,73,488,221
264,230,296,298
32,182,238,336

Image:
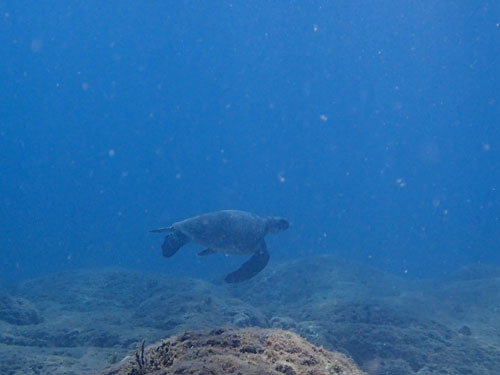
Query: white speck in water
30,39,43,53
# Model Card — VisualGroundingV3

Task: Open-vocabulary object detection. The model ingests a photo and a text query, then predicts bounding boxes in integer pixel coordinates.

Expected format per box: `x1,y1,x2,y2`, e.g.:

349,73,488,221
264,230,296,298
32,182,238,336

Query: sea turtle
150,210,289,283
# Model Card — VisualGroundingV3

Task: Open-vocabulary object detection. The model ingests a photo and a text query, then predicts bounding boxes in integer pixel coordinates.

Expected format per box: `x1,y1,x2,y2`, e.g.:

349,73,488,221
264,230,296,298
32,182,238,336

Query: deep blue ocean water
1,1,499,284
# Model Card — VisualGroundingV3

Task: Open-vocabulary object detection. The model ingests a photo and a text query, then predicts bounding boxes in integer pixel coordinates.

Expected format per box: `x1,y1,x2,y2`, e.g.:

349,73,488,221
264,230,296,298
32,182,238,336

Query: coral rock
101,327,365,375
0,295,43,325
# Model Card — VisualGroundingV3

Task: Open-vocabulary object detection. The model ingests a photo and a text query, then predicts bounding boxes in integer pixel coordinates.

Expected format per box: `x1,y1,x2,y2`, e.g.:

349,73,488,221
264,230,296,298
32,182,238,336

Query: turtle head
265,217,289,234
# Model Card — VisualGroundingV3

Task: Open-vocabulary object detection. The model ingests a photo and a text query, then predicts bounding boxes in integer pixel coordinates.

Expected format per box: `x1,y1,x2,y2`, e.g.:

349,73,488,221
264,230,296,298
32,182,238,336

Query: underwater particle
313,24,319,32
319,114,328,122
108,149,116,158
363,358,382,374
278,172,286,183
175,173,181,179
30,39,43,53
396,178,405,188
82,82,89,90
482,143,490,152
419,140,440,163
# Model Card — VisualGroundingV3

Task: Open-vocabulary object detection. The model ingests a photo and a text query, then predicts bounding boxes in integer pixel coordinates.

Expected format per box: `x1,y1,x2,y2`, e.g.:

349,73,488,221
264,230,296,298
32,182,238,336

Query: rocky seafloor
2,255,500,374
101,327,365,375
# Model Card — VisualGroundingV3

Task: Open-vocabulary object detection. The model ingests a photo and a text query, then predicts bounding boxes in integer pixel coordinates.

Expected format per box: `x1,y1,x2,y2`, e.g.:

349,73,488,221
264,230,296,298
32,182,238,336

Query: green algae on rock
101,327,365,375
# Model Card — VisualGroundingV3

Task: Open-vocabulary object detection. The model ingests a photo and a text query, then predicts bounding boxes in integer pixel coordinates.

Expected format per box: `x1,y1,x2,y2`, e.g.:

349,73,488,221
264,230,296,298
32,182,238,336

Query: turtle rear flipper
162,231,190,257
225,242,269,283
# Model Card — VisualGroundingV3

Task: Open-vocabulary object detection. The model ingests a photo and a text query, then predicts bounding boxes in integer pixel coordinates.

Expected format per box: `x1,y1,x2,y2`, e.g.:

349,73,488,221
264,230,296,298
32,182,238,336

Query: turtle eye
278,219,290,230
270,218,289,231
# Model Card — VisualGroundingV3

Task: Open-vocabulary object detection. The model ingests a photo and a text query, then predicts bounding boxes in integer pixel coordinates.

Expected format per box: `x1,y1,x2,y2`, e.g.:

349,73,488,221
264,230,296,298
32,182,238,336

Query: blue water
1,1,499,284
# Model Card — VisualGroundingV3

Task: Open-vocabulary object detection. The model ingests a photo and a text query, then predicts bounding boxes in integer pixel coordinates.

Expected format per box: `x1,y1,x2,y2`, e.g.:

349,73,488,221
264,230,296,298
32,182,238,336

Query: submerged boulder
0,294,42,325
101,327,365,375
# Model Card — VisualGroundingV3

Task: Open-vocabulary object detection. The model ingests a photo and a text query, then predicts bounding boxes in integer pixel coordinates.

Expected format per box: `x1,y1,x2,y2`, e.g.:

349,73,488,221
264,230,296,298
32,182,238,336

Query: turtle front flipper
198,248,217,256
224,241,269,283
162,231,190,257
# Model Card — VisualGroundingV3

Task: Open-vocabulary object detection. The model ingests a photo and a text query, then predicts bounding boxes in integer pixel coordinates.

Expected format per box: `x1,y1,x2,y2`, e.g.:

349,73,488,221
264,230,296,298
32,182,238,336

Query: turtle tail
162,231,190,257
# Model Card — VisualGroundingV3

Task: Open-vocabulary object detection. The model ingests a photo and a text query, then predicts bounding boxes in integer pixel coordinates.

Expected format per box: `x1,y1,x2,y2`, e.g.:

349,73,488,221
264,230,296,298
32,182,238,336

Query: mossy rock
101,327,365,375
